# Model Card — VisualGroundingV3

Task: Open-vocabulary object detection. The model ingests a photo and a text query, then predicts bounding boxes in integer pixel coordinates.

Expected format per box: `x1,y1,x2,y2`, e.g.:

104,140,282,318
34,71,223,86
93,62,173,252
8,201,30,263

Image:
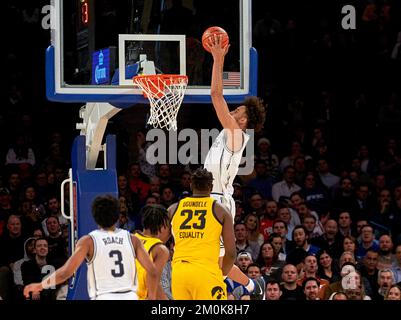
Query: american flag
222,71,241,86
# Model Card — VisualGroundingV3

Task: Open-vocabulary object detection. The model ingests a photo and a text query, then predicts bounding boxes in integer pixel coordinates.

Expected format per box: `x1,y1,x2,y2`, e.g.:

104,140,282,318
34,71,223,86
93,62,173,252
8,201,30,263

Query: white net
133,75,188,131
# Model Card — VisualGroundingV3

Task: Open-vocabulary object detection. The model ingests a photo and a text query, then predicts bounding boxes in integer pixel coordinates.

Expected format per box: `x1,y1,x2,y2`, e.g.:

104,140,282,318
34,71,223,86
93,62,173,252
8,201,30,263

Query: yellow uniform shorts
171,261,227,300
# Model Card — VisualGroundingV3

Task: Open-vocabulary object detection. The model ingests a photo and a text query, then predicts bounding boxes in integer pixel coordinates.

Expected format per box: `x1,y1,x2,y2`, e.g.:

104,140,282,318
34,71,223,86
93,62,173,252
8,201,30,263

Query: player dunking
23,195,158,300
168,168,236,300
203,34,266,297
135,204,171,300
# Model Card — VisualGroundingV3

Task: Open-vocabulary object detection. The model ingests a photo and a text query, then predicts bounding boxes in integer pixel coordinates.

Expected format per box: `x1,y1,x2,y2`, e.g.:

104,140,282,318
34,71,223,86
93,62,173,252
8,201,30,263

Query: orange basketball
202,26,229,53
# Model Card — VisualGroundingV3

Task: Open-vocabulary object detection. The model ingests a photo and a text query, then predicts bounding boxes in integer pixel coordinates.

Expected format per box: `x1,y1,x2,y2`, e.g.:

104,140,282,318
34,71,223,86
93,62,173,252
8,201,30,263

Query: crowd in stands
1,0,401,300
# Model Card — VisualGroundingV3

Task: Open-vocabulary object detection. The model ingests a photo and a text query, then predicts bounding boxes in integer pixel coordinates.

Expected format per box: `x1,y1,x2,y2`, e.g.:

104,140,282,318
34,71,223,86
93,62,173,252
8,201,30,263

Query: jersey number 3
109,250,125,277
180,209,206,230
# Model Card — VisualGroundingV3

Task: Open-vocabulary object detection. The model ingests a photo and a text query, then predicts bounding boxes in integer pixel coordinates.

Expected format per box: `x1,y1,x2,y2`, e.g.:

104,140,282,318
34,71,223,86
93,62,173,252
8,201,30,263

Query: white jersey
87,228,137,300
204,129,249,217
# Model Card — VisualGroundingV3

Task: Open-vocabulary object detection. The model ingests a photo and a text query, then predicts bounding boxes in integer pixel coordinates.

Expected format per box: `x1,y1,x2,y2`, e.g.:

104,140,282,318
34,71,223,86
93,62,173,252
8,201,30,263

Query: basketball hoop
133,74,188,131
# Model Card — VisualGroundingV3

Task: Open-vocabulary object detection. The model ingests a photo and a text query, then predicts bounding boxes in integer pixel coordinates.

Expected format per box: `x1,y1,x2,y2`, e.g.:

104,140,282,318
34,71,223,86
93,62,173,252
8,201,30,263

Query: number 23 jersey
171,196,222,270
87,228,137,299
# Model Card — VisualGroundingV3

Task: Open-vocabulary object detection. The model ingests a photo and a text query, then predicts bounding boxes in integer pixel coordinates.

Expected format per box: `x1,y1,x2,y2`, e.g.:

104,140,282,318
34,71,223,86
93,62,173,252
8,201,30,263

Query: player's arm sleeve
160,263,173,300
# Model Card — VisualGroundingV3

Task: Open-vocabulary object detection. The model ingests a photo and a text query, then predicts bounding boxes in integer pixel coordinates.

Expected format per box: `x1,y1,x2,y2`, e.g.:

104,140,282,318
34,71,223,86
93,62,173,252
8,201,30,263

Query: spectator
246,263,262,280
272,219,292,255
277,206,298,240
324,262,357,299
356,225,379,261
317,249,340,284
5,172,22,210
255,138,279,180
128,163,150,202
265,279,282,300
385,284,401,300
297,202,324,236
116,197,136,232
328,291,348,300
236,251,253,274
302,277,320,300
0,188,13,236
357,145,378,176
280,264,305,300
234,222,259,261
160,186,176,208
247,192,265,217
359,251,380,297
12,237,36,298
234,200,244,223
332,177,356,214
117,173,140,217
338,211,353,237
247,161,273,200
272,166,301,202
0,215,27,269
21,186,46,221
279,141,311,172
392,244,401,284
300,172,331,216
33,170,52,205
256,242,284,281
377,234,395,270
297,254,329,298
351,184,376,222
374,269,395,300
343,235,358,257
288,225,320,259
293,156,307,187
157,164,173,190
5,134,35,180
311,219,344,260
148,176,161,195
317,158,340,191
175,171,191,196
343,271,371,300
259,200,278,241
370,189,394,233
21,238,56,300
44,216,67,266
269,232,286,262
244,213,264,247
371,174,387,200
302,213,324,240
43,196,68,233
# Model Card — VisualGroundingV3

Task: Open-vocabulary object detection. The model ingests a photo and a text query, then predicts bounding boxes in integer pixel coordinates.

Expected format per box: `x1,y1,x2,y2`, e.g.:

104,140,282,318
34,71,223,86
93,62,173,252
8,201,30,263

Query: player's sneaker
250,277,265,300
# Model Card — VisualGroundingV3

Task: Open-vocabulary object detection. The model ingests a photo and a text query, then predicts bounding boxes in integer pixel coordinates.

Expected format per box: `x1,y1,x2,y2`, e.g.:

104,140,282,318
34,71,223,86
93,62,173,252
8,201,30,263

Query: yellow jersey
171,196,222,270
135,232,163,300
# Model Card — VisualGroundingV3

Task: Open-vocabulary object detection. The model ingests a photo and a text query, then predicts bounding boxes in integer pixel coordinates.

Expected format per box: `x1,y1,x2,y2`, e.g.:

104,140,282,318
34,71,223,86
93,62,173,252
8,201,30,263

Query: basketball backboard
48,0,257,106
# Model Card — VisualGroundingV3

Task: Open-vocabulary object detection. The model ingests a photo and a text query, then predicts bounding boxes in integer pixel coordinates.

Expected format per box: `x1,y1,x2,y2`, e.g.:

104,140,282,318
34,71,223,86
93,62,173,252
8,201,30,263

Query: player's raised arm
208,35,234,128
131,234,158,300
23,236,92,298
207,35,244,152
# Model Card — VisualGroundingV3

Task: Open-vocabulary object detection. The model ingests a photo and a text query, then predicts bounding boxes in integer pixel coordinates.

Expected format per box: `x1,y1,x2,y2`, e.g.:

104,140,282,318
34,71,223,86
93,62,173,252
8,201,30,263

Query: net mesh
133,74,188,131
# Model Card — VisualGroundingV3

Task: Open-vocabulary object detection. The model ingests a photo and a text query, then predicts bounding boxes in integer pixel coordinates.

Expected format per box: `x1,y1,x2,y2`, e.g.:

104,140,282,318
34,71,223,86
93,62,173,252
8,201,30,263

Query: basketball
202,26,229,53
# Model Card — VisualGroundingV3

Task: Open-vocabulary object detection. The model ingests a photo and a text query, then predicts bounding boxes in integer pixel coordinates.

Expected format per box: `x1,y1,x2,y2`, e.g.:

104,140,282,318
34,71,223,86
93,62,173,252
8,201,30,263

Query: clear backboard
47,0,257,107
